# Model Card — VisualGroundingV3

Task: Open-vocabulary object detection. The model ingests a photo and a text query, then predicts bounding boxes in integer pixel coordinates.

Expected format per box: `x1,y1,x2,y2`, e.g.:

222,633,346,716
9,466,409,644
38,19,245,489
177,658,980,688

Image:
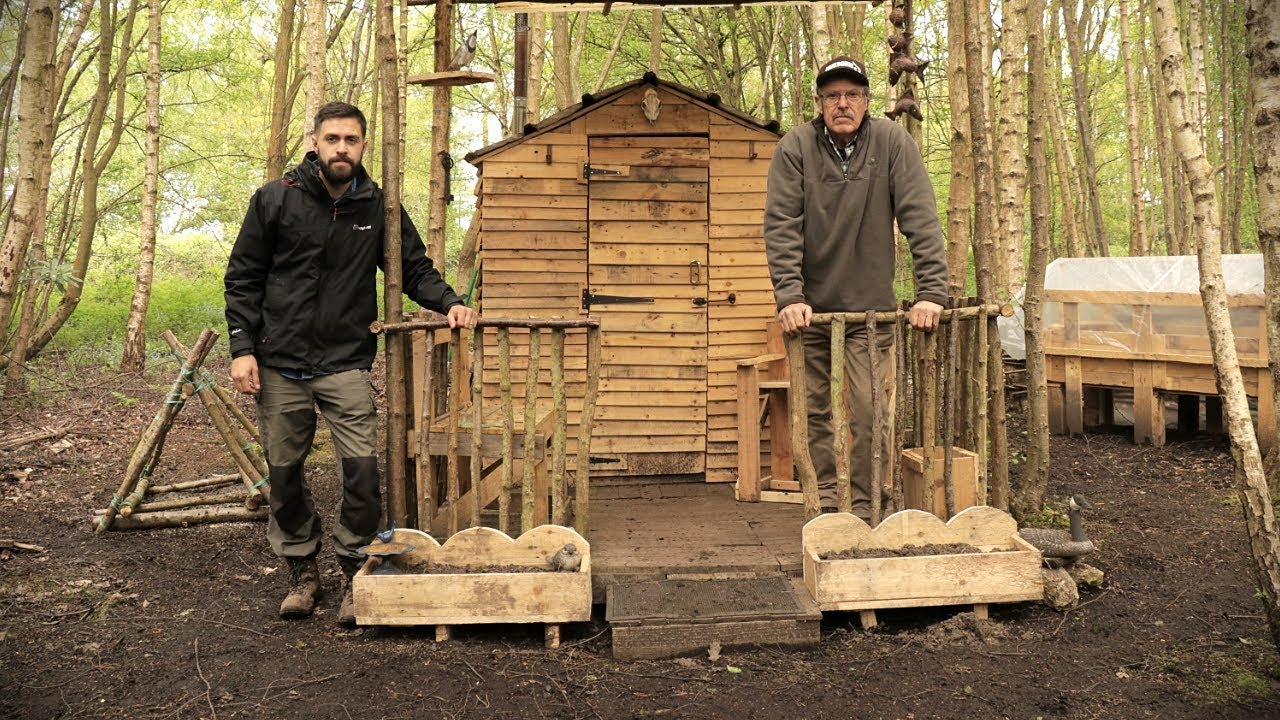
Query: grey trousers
802,323,895,519
258,368,380,563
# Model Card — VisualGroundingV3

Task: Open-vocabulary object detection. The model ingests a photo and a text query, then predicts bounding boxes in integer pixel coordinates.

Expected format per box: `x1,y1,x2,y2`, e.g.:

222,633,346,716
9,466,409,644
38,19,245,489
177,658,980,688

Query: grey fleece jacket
764,116,948,313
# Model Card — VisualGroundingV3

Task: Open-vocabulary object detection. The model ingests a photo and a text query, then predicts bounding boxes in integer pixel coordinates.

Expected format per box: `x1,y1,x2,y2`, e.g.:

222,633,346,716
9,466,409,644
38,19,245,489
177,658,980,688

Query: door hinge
582,289,655,311
583,163,622,180
692,293,736,307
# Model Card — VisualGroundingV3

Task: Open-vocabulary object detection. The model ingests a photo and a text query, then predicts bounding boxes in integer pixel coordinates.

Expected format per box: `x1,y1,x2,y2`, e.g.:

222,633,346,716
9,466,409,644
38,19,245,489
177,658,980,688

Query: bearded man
224,101,477,624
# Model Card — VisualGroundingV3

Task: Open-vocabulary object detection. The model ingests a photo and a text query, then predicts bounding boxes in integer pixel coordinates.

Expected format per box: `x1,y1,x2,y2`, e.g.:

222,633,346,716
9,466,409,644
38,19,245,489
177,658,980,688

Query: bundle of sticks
92,329,272,532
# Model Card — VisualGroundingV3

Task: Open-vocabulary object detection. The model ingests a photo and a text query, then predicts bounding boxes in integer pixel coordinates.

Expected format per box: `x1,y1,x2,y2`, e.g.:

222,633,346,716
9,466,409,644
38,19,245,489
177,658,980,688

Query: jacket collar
810,115,869,156
287,151,377,202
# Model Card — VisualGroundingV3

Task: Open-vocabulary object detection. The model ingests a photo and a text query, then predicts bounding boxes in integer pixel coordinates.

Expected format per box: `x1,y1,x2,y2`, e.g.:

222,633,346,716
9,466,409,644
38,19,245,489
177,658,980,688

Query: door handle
689,260,702,286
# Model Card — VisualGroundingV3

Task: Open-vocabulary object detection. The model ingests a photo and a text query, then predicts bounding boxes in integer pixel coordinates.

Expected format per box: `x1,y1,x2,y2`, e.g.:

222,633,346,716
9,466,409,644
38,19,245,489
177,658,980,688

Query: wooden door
585,135,710,474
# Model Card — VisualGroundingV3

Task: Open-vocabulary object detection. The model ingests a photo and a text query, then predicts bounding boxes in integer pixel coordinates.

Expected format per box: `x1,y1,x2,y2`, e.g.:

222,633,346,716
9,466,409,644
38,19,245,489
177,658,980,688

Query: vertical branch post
522,329,542,532
786,333,821,518
830,317,850,514
921,329,938,511
574,326,601,538
867,313,882,525
892,315,907,511
550,329,568,525
498,328,514,534
977,307,990,505
942,313,959,518
416,328,436,528
446,327,463,536
470,327,485,528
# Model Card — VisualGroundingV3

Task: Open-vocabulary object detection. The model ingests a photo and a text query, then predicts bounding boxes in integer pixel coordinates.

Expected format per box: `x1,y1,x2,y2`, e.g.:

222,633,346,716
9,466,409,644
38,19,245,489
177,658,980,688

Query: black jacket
224,152,463,373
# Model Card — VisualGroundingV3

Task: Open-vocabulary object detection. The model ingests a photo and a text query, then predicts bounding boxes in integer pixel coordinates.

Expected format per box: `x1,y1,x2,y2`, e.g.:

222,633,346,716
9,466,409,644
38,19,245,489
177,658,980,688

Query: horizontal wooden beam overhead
408,0,870,9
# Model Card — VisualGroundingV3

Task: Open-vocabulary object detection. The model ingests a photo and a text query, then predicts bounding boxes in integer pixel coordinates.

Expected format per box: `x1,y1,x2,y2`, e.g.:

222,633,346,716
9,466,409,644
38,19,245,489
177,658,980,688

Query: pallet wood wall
471,81,780,483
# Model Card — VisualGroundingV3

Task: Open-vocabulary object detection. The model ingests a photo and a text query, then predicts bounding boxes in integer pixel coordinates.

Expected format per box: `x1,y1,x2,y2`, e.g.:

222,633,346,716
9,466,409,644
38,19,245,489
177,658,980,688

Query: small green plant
1020,500,1070,529
110,391,138,407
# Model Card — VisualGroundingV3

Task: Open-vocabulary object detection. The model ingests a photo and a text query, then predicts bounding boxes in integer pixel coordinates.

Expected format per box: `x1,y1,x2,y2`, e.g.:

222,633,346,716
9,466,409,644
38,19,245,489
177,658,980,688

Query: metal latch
692,293,737,307
582,289,655,311
583,163,622,179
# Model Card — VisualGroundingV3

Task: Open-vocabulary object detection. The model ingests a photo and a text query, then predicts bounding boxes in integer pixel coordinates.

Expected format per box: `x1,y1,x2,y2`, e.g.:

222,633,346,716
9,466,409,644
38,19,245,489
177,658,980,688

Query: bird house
465,75,783,483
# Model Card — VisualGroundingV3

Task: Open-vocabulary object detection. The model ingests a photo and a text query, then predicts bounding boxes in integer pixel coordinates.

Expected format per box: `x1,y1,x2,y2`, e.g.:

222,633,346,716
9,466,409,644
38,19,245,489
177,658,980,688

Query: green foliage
1020,500,1071,530
1151,651,1280,705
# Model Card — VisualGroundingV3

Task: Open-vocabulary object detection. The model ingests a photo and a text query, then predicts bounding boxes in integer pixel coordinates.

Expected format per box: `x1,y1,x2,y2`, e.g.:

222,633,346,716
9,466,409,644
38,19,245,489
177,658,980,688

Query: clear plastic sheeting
998,255,1266,363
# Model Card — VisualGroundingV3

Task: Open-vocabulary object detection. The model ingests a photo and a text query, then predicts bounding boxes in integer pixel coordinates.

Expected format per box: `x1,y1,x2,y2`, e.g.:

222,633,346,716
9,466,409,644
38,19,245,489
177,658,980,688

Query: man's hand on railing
777,302,813,334
907,300,943,332
447,304,479,329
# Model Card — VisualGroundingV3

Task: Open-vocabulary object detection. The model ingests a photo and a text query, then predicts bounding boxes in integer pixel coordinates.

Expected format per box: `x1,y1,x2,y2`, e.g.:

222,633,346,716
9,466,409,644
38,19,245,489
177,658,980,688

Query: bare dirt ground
2,358,1279,720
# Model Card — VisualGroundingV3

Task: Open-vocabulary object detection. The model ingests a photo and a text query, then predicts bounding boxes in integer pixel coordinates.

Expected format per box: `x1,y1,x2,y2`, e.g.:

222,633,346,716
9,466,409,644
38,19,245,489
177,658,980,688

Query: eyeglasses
819,91,869,107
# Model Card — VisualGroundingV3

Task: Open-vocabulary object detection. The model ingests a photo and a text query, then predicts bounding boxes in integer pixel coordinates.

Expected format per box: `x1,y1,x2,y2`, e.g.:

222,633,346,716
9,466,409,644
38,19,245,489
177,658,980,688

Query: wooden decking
587,479,806,601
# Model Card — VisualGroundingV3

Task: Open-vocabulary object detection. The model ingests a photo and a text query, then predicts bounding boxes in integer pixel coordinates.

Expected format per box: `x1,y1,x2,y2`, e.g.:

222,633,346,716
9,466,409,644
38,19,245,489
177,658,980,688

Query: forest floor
2,357,1280,720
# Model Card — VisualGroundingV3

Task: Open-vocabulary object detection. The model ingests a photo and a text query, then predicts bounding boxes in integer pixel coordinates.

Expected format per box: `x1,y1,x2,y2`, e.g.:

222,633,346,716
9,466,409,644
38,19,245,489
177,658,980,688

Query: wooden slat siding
581,90,710,135
480,161,585,180
485,193,588,209
483,206,585,221
482,232,586,251
705,119,777,485
483,177,583,195
481,218,588,233
588,134,710,471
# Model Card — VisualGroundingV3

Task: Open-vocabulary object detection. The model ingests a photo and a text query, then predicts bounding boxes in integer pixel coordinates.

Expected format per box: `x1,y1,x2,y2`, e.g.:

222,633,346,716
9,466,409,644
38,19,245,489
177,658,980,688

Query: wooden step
605,576,820,660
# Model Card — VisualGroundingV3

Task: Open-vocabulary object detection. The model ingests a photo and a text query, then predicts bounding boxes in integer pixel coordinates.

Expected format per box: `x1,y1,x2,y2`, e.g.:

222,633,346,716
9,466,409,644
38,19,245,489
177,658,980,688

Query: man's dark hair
313,101,367,136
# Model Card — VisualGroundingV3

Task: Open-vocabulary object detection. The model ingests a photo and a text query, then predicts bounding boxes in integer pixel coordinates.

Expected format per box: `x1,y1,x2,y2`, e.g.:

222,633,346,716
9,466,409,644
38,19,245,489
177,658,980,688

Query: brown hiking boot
278,556,320,618
336,557,360,626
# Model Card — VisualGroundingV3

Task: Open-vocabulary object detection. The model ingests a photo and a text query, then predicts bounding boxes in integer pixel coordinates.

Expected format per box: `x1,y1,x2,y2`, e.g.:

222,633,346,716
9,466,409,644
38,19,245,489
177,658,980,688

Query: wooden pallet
605,576,820,660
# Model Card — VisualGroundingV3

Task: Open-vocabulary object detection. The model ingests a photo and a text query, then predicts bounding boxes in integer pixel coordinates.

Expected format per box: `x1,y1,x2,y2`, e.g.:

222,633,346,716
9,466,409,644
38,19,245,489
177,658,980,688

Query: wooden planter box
802,507,1043,623
352,525,592,630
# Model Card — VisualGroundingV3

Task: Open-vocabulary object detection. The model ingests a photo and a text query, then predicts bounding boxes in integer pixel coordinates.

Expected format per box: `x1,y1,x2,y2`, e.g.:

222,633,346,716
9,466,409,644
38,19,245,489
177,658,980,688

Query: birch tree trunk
0,0,57,351
1143,3,1180,255
812,5,832,61
1018,0,1051,516
946,0,972,297
551,13,573,110
996,0,1029,292
303,0,327,137
1118,0,1150,256
265,0,297,183
1156,0,1280,649
528,13,545,122
1248,0,1280,487
842,5,865,59
1062,0,1108,256
649,10,662,72
18,0,139,372
120,0,162,373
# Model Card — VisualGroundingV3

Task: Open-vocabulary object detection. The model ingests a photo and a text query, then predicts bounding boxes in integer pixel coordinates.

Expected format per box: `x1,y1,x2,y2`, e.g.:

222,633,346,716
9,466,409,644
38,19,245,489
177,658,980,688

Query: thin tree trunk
591,10,633,94
528,13,546,121
1156,0,1280,650
1018,0,1051,517
1249,0,1280,491
377,0,408,527
1047,77,1083,258
1119,0,1150,256
265,0,297,183
303,0,326,138
842,5,865,59
551,13,572,110
0,3,30,206
120,0,162,372
426,0,452,264
1221,0,1234,254
20,0,140,368
649,10,662,72
812,4,832,61
0,0,57,352
1062,0,1108,256
947,0,973,298
967,0,1008,510
1144,3,1180,255
996,0,1029,292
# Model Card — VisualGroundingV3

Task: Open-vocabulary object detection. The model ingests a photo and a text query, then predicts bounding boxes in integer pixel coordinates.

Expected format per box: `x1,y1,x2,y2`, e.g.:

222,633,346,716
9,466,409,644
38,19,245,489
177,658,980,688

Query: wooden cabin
465,74,783,483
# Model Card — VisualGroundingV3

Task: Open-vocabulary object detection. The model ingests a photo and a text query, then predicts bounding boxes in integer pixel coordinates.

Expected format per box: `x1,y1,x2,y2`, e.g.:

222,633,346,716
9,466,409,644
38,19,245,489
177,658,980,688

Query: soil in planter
820,542,1014,560
389,560,555,574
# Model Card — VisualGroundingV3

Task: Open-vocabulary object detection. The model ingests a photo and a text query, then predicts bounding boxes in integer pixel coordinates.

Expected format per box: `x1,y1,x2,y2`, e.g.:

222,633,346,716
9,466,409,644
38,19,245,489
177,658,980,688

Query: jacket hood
287,151,377,201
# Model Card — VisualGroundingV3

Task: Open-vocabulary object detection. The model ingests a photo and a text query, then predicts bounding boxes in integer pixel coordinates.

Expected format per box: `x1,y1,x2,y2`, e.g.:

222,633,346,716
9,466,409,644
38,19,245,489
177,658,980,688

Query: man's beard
320,157,359,185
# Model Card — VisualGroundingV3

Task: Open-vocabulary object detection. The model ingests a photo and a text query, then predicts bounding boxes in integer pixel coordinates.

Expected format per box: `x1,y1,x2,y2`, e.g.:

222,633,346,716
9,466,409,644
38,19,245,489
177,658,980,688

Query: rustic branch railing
373,317,602,538
783,302,1010,522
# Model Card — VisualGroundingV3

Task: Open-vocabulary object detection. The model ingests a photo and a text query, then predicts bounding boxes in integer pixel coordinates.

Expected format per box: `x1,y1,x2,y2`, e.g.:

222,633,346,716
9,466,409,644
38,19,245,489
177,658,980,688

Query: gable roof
465,72,782,165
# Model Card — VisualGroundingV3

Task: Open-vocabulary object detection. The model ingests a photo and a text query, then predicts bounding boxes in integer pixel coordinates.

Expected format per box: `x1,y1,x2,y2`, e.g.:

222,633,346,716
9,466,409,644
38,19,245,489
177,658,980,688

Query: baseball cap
816,56,870,88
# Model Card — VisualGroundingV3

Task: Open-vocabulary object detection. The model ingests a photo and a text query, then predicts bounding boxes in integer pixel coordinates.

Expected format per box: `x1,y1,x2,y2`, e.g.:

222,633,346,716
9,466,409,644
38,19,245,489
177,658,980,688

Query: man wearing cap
764,56,948,520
